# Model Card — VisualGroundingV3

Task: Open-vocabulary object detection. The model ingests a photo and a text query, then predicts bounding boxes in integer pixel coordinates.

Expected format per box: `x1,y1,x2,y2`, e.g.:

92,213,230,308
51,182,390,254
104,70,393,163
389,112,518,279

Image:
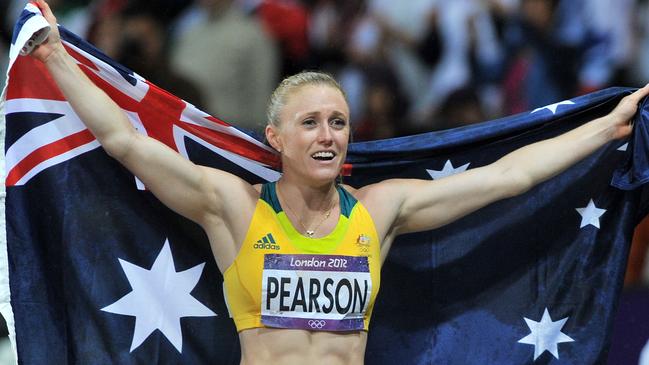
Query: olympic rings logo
308,320,326,329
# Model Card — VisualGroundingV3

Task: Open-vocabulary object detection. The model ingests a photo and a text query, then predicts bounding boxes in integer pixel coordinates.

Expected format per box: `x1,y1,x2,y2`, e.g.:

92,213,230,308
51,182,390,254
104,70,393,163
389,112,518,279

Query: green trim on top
260,181,358,253
261,182,283,213
261,181,357,217
338,185,357,218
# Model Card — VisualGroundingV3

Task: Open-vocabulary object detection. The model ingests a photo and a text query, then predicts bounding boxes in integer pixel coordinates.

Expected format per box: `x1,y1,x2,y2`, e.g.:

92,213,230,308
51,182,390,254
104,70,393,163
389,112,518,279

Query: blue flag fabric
2,5,649,364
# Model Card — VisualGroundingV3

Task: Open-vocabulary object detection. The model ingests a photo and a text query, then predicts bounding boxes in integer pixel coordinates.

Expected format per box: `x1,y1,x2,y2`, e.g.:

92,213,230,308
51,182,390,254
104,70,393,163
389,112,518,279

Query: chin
307,168,341,184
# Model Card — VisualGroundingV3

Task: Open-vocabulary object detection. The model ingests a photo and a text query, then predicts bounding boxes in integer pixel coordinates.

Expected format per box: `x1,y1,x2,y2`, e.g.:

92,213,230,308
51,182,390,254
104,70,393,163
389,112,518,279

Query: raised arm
30,0,254,227
366,85,649,238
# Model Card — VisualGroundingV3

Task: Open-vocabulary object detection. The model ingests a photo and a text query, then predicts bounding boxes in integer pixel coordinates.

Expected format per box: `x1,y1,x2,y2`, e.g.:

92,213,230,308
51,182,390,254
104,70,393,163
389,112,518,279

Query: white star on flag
101,239,216,353
576,199,606,229
531,100,575,114
617,142,628,152
426,160,470,180
518,308,575,360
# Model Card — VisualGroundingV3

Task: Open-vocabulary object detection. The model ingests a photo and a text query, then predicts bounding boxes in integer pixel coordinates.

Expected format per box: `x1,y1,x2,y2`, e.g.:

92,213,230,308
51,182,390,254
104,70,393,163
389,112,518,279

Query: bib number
261,254,372,331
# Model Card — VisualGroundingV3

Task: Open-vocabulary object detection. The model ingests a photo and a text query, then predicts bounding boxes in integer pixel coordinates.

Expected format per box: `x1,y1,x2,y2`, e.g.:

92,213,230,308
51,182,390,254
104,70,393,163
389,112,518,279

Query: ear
265,124,282,152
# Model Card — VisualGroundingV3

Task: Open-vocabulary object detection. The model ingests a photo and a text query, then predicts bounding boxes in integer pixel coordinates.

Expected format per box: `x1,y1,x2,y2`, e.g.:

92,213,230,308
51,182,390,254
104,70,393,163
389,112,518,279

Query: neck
276,178,339,238
277,176,337,212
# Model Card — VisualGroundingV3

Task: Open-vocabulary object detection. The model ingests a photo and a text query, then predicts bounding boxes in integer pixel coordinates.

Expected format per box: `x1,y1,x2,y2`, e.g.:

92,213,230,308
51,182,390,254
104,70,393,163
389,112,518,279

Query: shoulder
200,173,261,251
344,179,410,203
341,180,409,238
199,167,260,219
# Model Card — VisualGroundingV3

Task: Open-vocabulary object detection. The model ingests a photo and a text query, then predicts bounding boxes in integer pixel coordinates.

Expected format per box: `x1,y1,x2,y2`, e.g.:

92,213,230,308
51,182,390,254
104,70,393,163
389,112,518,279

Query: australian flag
2,3,649,364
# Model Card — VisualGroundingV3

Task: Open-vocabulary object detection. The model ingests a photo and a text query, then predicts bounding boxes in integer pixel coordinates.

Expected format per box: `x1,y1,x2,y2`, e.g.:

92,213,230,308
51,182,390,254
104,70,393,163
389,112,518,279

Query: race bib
261,254,372,331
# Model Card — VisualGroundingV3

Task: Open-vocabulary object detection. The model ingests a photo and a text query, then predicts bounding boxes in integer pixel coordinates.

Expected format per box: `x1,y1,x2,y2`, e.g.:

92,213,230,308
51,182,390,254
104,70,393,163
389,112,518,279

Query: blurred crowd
4,0,649,136
1,0,649,285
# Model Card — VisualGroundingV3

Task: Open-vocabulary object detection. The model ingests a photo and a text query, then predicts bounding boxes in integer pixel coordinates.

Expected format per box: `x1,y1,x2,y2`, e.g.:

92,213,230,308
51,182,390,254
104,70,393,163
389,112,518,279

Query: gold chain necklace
277,181,336,238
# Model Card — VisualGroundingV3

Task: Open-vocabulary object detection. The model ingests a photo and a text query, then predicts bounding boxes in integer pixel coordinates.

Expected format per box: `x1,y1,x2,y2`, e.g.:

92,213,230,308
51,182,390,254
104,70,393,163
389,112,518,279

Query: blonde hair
266,71,347,127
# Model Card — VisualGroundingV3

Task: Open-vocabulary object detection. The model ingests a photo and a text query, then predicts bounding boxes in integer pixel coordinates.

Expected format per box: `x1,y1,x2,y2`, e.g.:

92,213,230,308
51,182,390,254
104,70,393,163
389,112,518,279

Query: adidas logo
253,233,280,250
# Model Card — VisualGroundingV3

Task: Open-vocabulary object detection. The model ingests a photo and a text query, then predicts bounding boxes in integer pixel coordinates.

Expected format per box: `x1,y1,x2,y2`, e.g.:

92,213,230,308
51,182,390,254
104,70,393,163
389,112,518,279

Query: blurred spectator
309,0,364,70
318,0,371,121
2,0,646,134
169,0,211,43
1,0,11,42
344,0,504,133
170,0,279,133
87,0,192,41
485,0,520,34
358,0,437,130
352,64,407,141
7,0,94,37
412,0,504,126
501,0,633,114
501,0,568,114
572,0,636,92
114,6,204,108
241,0,311,77
87,1,129,62
630,0,649,85
436,87,487,130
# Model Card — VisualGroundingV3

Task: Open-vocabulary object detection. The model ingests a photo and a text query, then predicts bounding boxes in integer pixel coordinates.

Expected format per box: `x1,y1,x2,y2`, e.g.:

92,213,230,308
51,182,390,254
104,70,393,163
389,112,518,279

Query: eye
330,118,347,129
302,118,317,127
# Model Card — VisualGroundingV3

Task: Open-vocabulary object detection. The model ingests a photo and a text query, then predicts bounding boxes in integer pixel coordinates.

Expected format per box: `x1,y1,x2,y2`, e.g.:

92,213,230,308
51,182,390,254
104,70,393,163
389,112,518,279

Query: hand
30,0,63,63
607,84,649,140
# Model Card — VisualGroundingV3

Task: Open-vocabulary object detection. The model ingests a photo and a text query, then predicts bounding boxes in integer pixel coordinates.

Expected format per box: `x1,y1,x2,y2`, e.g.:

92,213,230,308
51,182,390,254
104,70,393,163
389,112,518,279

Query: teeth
312,151,334,159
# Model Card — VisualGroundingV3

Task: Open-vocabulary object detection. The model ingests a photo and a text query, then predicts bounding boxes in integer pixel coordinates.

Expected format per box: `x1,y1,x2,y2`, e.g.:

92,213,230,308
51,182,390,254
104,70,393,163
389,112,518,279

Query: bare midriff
239,327,367,365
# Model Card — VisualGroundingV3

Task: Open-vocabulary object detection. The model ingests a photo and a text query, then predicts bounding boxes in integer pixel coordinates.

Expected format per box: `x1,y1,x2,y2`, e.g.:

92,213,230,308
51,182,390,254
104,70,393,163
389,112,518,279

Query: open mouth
311,151,336,161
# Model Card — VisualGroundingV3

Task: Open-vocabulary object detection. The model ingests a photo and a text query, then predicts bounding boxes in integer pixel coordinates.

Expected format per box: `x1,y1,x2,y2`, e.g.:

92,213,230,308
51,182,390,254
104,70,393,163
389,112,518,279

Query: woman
30,1,649,364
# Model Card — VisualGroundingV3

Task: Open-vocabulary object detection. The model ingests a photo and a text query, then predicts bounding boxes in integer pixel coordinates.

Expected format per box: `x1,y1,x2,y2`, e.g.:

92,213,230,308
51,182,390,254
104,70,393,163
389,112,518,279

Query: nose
317,123,333,145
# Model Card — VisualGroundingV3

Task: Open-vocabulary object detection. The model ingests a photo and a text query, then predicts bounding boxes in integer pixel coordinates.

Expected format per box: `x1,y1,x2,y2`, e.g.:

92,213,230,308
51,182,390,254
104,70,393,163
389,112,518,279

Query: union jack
4,12,280,188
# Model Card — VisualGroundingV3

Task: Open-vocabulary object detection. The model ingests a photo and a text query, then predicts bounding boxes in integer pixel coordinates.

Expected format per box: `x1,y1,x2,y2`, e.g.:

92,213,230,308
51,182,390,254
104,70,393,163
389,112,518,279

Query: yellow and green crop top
223,182,381,332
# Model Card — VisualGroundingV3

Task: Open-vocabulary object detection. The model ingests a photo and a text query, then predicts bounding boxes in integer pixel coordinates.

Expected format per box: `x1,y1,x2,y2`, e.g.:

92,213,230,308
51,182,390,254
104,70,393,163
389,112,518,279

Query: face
267,85,350,185
522,0,554,30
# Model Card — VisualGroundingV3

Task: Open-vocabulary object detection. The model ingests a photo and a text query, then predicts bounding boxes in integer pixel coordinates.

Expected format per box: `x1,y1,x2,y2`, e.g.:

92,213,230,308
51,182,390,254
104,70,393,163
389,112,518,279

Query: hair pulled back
266,71,347,127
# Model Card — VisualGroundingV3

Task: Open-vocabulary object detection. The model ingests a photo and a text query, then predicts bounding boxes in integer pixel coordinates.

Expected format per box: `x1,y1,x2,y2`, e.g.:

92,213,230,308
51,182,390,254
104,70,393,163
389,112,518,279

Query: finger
35,0,56,24
627,83,649,103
